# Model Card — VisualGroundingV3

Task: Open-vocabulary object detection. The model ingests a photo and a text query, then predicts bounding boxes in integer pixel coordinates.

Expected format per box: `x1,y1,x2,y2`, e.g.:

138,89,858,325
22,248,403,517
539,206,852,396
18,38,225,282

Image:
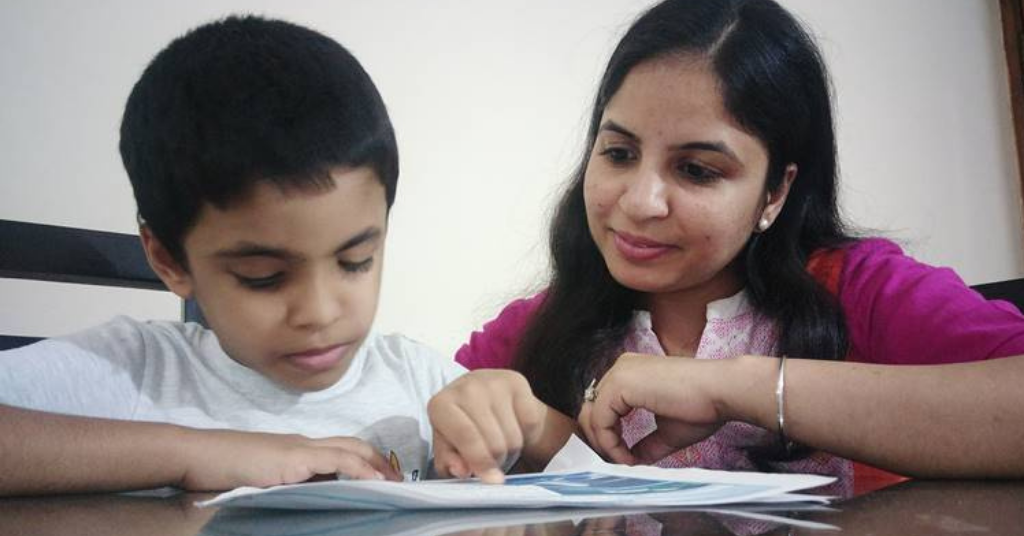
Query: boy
0,15,463,495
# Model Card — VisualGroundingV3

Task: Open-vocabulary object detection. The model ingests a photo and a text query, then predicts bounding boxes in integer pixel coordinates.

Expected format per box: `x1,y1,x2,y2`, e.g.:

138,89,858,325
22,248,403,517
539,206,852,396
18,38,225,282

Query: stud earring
758,218,770,232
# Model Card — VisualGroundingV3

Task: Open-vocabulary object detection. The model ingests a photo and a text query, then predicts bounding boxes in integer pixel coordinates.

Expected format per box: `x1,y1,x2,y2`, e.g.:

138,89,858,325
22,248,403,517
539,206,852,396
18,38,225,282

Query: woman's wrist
716,355,780,432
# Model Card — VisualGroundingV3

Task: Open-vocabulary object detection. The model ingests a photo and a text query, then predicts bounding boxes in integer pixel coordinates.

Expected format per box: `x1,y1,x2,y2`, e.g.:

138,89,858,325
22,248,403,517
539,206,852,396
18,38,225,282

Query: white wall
1,0,1020,358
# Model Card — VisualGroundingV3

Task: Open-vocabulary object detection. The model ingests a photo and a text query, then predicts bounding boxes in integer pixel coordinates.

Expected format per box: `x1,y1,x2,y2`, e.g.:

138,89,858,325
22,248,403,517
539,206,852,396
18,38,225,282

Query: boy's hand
178,430,401,491
428,369,547,484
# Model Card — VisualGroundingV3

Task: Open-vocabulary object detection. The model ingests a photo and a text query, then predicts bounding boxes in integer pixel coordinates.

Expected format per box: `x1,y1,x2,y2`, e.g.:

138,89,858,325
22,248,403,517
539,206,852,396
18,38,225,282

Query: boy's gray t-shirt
0,316,466,481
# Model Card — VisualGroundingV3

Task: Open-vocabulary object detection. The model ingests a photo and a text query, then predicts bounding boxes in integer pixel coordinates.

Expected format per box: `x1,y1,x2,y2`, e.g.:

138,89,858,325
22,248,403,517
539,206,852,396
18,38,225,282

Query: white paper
198,435,834,511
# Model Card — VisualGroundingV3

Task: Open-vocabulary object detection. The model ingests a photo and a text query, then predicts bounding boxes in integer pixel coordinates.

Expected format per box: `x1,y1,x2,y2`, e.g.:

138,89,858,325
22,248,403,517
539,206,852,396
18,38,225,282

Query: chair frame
0,219,203,349
970,278,1024,312
0,219,163,290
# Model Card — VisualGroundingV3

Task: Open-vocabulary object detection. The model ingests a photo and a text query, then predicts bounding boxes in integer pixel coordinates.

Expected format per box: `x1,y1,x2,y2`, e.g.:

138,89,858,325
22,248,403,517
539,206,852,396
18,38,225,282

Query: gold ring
583,378,598,403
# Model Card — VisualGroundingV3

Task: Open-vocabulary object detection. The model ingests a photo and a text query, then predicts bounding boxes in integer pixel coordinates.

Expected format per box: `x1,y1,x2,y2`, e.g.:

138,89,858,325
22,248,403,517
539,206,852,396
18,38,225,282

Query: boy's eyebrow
336,227,382,253
213,227,382,260
598,120,740,161
214,243,295,260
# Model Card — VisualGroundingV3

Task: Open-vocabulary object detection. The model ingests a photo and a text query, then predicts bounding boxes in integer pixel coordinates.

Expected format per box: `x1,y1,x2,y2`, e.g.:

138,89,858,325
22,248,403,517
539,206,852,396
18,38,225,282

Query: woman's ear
759,163,798,230
139,226,194,299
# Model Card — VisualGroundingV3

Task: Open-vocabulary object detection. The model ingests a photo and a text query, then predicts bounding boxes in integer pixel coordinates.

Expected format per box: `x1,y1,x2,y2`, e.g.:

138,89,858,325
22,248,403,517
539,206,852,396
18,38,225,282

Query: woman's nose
618,168,669,220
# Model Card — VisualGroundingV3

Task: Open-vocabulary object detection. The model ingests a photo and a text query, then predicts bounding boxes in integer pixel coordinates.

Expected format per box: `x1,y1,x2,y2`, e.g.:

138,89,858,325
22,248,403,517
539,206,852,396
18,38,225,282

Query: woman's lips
283,344,349,373
612,230,674,262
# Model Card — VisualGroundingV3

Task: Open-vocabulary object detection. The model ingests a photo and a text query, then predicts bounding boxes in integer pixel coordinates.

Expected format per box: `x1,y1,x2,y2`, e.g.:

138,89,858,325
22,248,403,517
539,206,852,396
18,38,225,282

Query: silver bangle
775,355,793,455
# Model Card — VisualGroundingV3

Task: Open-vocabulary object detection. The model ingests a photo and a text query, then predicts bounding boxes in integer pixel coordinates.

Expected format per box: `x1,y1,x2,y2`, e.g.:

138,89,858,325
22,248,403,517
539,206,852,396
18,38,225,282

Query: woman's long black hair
515,0,854,418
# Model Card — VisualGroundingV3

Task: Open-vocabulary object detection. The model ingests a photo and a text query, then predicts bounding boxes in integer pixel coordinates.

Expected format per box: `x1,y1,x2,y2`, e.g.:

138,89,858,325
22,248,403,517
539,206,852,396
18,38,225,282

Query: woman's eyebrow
672,141,740,162
598,120,640,141
599,120,740,162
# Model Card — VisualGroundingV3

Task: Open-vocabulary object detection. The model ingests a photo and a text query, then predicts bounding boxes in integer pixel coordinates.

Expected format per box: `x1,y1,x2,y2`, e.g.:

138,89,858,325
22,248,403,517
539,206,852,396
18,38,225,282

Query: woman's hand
428,369,550,484
577,353,761,466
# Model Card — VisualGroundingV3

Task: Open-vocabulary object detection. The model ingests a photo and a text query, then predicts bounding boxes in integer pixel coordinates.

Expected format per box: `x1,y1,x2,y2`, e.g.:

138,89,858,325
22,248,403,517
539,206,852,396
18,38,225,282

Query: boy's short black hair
120,15,398,264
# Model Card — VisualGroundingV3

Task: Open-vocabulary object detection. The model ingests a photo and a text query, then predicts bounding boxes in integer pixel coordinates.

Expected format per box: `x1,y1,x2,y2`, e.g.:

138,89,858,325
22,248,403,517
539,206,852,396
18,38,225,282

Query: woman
427,0,1024,486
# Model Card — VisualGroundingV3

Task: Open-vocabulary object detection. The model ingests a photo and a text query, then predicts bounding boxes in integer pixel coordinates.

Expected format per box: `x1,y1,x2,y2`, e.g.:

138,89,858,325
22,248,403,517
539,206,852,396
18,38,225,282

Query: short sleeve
839,239,1024,364
0,316,148,419
373,333,467,402
455,293,546,370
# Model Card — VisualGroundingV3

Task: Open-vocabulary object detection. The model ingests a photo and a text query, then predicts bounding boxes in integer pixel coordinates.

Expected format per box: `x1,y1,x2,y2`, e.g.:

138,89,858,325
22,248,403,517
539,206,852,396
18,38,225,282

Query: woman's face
584,55,791,300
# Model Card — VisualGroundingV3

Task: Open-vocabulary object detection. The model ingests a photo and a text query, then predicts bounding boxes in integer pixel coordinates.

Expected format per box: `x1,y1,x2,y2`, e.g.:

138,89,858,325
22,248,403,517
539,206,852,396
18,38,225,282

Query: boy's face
145,166,387,392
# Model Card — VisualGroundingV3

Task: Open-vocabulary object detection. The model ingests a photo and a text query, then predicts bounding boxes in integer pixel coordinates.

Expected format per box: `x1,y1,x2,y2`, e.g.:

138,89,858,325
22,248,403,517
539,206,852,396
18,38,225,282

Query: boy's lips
282,344,349,373
612,230,675,262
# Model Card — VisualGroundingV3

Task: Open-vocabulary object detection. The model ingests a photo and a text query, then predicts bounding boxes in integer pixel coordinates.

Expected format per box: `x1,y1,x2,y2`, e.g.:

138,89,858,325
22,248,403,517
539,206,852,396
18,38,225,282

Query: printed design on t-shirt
390,449,420,482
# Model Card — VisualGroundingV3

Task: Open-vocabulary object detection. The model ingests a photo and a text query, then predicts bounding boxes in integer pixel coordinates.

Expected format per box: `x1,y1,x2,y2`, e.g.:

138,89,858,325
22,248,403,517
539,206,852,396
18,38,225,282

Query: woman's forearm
722,355,1024,477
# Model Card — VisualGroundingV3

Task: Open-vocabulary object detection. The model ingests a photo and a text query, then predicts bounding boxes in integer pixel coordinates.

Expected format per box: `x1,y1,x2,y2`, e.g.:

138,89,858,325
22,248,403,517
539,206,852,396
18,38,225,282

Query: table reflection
200,502,833,536
1,480,1021,536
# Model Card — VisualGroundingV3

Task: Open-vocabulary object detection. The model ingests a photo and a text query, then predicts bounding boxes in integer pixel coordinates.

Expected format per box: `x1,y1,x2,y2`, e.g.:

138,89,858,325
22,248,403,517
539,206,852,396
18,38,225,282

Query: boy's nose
618,168,669,220
288,276,343,331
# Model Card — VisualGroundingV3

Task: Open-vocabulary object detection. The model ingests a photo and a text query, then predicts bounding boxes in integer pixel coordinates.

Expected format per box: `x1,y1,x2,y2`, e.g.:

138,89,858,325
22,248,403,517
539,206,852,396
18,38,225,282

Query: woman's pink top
455,238,1024,486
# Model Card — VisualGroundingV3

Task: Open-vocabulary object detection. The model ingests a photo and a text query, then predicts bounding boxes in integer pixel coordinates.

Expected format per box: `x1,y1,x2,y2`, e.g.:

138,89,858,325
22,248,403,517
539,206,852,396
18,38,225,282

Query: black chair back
0,219,204,350
971,278,1024,314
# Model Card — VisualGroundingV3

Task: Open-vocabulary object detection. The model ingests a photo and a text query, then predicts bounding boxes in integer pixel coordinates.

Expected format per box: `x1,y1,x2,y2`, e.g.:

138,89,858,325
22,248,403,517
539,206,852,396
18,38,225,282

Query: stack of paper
199,436,834,511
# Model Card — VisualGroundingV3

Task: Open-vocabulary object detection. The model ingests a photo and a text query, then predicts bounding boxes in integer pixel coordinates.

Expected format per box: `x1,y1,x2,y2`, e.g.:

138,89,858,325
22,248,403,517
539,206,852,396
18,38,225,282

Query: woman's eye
678,161,722,183
598,146,636,164
234,273,283,290
340,257,374,273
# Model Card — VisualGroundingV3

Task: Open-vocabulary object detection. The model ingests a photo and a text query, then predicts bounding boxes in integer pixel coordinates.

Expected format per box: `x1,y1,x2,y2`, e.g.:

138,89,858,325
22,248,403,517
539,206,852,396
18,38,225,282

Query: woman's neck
646,270,744,357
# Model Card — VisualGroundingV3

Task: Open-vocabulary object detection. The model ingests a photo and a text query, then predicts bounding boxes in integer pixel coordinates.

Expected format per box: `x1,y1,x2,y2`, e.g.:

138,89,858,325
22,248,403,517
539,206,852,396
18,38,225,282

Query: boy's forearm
0,404,193,496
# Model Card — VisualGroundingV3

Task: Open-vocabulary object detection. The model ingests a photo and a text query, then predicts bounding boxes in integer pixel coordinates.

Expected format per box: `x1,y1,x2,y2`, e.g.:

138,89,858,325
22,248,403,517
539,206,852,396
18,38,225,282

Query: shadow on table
200,502,834,536
784,479,1024,535
2,480,1020,536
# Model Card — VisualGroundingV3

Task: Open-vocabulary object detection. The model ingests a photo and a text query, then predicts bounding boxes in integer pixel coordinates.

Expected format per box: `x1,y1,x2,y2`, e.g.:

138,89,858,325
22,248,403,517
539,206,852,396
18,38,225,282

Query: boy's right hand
178,429,401,491
428,369,548,484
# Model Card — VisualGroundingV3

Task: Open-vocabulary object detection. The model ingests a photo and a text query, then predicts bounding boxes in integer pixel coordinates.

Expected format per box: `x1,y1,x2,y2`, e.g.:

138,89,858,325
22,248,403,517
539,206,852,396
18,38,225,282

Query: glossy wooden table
2,480,1022,535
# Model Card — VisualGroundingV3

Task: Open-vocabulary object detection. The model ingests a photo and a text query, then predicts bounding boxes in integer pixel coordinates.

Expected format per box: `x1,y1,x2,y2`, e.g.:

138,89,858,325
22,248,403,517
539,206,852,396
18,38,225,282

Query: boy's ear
139,226,194,299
